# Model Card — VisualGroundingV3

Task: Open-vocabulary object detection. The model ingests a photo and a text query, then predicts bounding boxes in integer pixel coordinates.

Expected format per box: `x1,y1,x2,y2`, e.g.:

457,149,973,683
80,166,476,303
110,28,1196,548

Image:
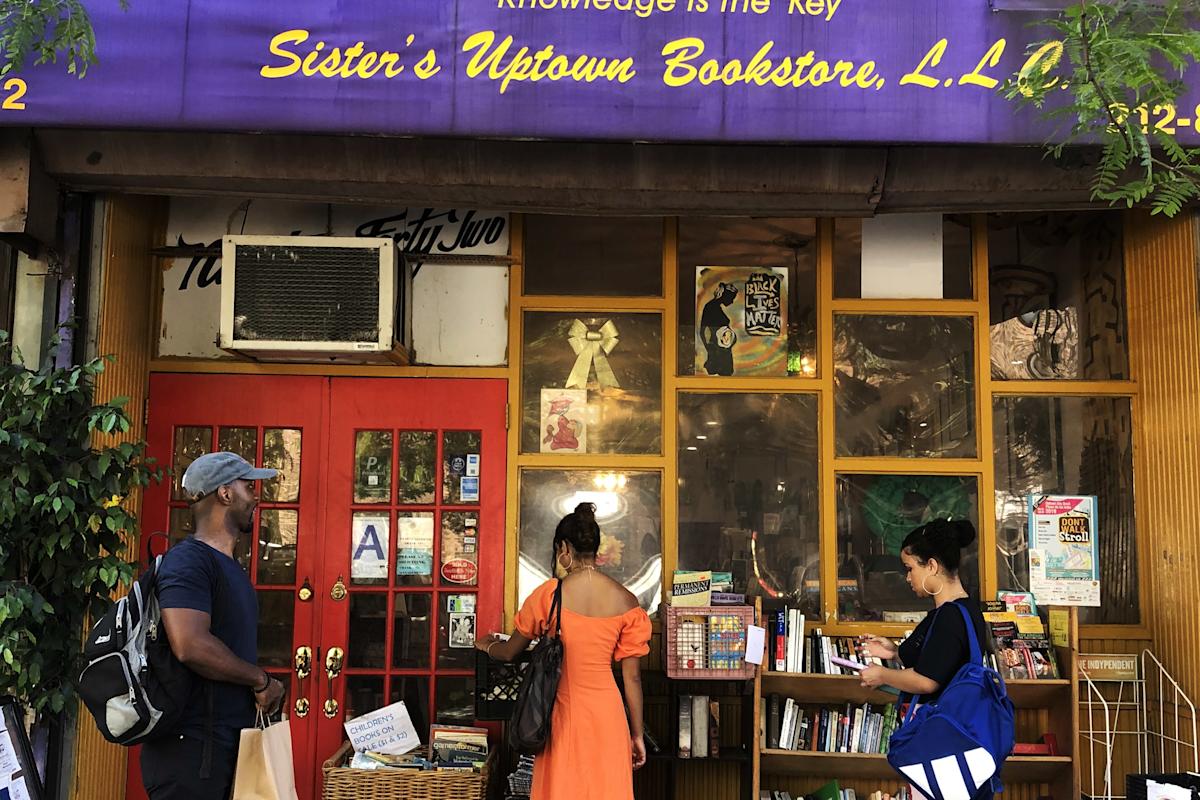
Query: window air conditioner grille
231,244,381,343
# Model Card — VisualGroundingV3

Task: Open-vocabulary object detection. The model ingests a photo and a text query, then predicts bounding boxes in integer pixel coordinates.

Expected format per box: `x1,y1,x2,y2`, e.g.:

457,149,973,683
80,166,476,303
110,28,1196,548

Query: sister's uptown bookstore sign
1,0,1197,145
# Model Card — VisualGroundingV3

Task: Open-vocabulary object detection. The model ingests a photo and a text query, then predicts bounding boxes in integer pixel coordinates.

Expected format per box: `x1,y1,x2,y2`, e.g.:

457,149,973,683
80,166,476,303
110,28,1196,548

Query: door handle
325,647,344,679
295,646,312,680
323,646,345,719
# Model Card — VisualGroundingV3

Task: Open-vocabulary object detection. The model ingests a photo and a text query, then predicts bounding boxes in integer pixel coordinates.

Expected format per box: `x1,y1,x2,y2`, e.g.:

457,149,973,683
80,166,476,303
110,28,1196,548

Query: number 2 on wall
3,78,27,110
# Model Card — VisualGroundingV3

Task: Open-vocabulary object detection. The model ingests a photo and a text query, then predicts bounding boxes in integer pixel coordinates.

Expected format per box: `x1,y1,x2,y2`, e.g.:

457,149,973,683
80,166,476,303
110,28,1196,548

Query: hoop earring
561,552,574,573
921,574,945,596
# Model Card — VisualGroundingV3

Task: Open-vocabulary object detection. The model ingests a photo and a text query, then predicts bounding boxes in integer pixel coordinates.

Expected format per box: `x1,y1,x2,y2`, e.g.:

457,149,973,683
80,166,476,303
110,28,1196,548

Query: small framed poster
540,389,587,453
449,612,477,648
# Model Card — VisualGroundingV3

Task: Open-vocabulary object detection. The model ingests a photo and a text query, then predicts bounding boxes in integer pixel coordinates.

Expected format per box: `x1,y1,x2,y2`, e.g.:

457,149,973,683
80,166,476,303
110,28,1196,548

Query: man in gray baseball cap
141,452,284,800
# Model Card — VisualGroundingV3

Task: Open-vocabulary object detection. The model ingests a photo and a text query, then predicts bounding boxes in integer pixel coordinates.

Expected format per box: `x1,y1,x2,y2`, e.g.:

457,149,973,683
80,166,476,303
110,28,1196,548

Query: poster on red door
441,514,479,585
352,514,390,581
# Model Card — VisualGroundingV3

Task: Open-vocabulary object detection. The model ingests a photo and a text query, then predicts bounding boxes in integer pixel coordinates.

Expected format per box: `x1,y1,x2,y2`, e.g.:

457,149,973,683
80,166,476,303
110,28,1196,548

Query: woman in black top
857,519,992,800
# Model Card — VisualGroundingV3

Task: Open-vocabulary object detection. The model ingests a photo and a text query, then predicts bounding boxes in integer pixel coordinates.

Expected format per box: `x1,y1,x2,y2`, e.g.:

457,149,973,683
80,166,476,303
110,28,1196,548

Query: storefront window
835,315,976,458
677,393,820,613
834,215,974,300
993,396,1137,624
517,468,662,612
836,474,980,622
523,215,663,297
988,212,1129,380
520,311,663,455
677,217,818,377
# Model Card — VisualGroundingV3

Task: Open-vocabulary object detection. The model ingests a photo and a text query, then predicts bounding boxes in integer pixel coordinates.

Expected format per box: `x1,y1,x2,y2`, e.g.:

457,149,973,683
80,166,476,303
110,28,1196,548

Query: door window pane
677,393,820,613
258,509,298,585
354,431,393,503
834,215,974,300
440,512,479,587
389,677,430,744
348,593,388,669
262,429,302,503
346,676,386,721
440,594,478,669
392,593,432,670
988,212,1128,380
350,512,390,587
835,474,980,622
521,312,663,455
396,512,435,586
442,431,482,505
257,591,295,669
168,507,194,547
993,396,1137,624
518,469,662,612
172,426,212,500
523,215,663,297
398,431,437,504
678,218,818,377
218,427,258,467
835,315,976,458
435,676,477,726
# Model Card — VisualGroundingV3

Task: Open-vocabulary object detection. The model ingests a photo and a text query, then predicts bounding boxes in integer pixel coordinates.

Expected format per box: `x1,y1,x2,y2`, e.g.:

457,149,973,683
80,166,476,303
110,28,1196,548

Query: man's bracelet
253,674,272,693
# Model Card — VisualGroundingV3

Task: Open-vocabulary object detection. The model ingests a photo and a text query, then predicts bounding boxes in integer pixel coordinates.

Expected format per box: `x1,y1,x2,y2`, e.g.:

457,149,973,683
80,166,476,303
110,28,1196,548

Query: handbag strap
548,579,564,638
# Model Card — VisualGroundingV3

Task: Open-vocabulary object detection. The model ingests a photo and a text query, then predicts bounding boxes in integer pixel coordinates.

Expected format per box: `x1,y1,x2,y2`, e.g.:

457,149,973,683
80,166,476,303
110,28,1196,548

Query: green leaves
1004,0,1200,217
0,334,160,715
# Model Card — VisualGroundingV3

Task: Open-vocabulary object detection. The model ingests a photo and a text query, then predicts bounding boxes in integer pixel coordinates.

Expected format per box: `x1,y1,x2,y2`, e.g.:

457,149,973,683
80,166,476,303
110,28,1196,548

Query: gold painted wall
71,195,166,800
1125,212,1200,707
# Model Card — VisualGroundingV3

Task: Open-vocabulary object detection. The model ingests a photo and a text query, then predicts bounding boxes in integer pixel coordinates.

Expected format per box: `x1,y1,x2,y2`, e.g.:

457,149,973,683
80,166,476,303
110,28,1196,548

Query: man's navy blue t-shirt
156,537,258,749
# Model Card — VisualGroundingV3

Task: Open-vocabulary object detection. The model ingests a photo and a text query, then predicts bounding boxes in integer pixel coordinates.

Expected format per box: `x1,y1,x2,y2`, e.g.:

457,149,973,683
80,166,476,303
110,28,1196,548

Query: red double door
131,374,507,800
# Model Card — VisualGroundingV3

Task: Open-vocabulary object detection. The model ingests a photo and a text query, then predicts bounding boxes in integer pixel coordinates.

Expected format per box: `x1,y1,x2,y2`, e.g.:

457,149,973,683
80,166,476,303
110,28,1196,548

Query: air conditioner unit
219,235,411,363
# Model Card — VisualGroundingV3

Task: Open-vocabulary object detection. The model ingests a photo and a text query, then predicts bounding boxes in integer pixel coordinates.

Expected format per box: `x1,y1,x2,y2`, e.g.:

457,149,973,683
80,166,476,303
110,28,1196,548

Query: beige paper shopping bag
233,713,299,800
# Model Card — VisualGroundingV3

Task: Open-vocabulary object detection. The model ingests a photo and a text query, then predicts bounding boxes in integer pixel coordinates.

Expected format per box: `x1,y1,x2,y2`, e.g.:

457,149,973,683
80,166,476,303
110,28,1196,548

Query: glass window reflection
835,474,979,623
993,396,1137,625
677,393,820,614
835,315,976,458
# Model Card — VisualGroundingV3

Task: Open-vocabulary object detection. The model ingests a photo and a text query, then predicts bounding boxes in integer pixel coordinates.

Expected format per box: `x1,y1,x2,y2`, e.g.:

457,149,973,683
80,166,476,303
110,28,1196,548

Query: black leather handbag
507,580,565,755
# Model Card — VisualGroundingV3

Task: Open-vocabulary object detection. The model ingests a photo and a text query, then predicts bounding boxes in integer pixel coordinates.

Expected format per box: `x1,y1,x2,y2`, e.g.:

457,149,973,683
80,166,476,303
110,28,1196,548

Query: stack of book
984,600,1060,680
767,609,901,674
765,697,898,755
429,724,489,772
677,695,721,758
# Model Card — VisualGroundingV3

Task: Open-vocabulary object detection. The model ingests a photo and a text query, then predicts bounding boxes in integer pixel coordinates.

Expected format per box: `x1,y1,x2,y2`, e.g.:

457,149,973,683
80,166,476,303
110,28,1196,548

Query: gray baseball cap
181,451,278,499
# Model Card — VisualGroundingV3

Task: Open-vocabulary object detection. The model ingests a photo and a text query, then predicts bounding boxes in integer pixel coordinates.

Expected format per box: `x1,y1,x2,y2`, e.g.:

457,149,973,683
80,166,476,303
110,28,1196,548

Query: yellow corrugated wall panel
1125,212,1200,708
71,195,165,800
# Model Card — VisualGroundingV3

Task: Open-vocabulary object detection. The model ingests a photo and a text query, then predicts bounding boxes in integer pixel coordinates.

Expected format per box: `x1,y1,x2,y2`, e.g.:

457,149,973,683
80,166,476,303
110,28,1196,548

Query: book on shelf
429,724,489,770
678,694,720,758
767,699,899,756
984,608,1060,680
760,788,911,800
765,614,904,675
672,570,713,607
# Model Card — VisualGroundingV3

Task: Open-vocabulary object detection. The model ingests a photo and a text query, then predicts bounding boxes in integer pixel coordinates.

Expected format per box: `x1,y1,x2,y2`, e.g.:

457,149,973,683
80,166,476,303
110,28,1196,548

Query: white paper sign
861,213,944,299
744,624,766,666
344,701,421,756
351,515,390,580
1028,494,1101,607
0,721,18,775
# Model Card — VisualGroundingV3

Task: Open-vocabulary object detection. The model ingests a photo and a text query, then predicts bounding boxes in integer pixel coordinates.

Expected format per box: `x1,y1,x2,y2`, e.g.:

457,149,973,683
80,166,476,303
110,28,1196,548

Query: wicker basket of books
321,726,493,800
663,603,757,680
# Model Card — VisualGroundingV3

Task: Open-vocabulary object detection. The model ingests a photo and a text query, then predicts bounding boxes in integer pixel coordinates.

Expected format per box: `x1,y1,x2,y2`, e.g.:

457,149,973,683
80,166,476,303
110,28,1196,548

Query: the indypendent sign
1,0,1197,145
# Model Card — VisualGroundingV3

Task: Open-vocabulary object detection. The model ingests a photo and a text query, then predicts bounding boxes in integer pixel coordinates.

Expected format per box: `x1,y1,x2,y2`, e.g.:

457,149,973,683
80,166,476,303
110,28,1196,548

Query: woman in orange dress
477,503,652,800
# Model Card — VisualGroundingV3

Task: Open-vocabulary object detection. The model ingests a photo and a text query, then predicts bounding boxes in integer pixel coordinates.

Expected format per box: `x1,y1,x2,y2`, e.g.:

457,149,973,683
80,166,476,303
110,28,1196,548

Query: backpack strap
900,601,986,722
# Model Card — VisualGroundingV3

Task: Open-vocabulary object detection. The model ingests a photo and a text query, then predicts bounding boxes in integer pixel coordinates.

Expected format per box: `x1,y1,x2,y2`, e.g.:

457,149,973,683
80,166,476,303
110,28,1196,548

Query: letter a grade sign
352,515,390,581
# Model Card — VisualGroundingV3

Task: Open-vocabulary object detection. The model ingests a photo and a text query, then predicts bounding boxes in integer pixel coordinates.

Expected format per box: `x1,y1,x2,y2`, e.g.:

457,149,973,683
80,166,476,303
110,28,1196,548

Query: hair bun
951,519,977,548
574,502,597,520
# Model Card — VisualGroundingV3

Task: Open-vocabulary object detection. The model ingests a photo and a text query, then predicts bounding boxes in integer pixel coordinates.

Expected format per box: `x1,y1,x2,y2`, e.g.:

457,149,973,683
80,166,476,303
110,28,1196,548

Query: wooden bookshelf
753,607,1081,799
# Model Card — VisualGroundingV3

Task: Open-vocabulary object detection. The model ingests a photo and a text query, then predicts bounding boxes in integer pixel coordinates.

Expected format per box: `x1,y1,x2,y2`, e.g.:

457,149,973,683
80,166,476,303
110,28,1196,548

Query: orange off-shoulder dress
515,578,652,800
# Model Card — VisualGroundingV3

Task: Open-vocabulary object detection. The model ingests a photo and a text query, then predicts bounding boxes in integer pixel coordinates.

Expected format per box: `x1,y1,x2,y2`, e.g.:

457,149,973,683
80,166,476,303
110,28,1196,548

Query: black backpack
507,580,565,755
78,553,196,745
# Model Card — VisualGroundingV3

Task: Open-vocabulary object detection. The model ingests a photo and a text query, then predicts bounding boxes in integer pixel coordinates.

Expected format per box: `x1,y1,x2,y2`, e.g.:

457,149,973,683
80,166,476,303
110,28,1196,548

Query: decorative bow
565,319,620,389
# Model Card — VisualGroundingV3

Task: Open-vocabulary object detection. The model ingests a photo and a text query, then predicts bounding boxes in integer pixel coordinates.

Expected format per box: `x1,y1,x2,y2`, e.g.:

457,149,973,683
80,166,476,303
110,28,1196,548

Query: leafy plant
0,331,159,714
0,0,127,78
1005,0,1200,216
